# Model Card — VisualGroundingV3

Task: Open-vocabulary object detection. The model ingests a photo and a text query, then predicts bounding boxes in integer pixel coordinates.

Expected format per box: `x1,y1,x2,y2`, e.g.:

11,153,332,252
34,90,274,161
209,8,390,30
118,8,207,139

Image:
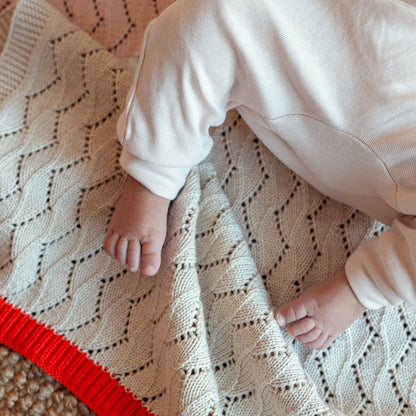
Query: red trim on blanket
0,297,154,416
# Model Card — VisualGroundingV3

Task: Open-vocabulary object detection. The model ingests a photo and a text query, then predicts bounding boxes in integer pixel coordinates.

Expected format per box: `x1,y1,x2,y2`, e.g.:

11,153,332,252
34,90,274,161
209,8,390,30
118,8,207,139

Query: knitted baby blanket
1,0,416,415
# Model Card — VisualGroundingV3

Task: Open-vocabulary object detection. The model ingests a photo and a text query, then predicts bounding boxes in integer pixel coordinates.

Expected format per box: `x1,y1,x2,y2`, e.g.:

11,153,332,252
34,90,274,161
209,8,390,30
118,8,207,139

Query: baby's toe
126,239,140,272
275,300,308,327
304,333,333,350
293,327,322,344
104,230,119,259
116,236,129,265
140,235,164,276
140,252,160,276
317,336,335,350
287,317,316,337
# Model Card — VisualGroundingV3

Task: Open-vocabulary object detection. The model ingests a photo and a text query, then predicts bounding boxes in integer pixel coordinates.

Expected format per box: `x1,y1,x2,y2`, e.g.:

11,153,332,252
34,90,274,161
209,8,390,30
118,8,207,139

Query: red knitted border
0,297,154,416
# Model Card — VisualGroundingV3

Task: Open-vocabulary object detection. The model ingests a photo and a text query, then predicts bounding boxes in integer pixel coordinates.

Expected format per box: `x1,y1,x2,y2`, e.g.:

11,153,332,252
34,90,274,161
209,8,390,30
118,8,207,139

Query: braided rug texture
0,1,416,415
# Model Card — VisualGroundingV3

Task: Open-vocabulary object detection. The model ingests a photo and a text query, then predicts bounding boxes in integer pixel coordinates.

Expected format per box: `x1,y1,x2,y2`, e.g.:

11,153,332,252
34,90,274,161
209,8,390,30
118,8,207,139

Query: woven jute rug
0,344,95,415
1,1,416,416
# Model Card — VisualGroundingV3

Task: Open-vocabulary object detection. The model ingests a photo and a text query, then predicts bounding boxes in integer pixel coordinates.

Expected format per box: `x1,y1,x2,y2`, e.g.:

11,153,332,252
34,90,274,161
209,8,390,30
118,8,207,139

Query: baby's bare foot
104,175,170,276
275,269,366,349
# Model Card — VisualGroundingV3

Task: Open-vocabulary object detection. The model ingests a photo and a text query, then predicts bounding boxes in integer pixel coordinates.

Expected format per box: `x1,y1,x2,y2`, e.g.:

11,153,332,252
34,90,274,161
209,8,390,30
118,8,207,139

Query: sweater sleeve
117,0,239,200
346,215,416,309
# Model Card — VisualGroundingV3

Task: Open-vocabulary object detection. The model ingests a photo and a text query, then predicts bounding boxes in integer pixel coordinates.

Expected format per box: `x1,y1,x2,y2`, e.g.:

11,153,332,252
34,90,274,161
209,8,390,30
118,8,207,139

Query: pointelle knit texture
0,0,416,415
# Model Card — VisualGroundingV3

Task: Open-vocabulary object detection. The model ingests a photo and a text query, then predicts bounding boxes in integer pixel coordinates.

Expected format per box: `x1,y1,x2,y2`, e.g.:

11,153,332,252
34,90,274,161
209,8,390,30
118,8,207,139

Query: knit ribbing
0,0,51,100
0,6,12,51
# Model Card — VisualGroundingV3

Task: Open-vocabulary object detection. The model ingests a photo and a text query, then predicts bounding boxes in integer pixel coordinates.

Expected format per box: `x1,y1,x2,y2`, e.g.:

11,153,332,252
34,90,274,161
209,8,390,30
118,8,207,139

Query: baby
104,0,416,349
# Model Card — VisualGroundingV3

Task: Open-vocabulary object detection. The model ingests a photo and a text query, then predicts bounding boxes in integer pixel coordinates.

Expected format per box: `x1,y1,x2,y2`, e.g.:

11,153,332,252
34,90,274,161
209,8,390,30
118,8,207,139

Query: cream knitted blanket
0,0,416,415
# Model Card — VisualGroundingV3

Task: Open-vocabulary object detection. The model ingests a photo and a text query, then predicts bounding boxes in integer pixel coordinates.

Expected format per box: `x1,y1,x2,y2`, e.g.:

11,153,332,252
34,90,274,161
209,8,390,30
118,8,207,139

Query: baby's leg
275,269,366,349
104,175,170,276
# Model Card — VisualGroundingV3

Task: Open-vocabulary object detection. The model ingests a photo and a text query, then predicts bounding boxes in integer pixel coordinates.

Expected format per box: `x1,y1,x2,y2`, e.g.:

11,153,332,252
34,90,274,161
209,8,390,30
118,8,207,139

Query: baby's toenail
142,265,155,275
276,313,285,326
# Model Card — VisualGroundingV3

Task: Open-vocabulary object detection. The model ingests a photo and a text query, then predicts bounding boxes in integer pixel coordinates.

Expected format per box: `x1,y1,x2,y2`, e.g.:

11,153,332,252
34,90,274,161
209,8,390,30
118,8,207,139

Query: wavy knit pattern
0,1,416,415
